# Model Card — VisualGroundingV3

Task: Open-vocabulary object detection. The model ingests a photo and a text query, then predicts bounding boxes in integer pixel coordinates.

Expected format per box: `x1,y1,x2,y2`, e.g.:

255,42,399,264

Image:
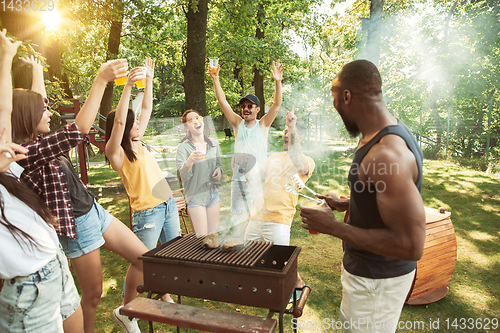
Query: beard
338,111,360,138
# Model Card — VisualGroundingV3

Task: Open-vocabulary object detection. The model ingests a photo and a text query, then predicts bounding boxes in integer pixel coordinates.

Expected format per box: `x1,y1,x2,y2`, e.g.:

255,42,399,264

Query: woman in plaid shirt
11,58,148,333
0,28,84,333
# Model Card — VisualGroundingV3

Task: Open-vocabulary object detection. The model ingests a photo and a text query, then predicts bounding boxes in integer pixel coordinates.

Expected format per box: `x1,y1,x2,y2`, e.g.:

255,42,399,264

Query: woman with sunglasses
104,58,180,304
10,54,148,332
176,110,222,235
0,29,84,333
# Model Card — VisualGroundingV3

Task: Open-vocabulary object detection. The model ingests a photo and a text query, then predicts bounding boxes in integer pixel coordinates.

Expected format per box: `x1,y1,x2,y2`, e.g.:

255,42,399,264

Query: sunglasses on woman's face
187,115,203,125
43,98,50,111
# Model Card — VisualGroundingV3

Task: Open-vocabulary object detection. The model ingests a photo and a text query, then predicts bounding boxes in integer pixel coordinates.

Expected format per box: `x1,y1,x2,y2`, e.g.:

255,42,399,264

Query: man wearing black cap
209,60,284,235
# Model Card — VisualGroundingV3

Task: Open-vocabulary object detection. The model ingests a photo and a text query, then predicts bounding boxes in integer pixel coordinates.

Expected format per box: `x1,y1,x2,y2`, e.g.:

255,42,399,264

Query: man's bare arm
261,60,283,128
209,64,242,130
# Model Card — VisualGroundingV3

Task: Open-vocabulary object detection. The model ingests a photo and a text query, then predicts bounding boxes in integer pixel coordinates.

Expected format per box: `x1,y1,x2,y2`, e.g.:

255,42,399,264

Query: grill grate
152,233,273,268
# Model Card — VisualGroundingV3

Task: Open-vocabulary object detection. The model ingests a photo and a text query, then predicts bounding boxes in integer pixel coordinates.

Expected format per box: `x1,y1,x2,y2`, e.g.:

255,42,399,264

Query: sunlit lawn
82,132,500,332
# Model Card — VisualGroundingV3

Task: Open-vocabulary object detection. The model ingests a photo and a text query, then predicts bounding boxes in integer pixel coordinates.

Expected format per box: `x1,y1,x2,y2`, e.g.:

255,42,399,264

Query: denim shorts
0,248,81,332
187,185,220,209
58,199,113,259
123,196,182,297
133,196,181,250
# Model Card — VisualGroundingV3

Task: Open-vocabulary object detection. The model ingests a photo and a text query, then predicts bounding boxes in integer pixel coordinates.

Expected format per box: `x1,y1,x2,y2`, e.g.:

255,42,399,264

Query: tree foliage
2,0,497,166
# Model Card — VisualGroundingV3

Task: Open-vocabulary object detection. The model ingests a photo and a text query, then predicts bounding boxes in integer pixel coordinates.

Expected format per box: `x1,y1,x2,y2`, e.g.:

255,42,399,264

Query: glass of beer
209,58,218,73
194,142,207,160
135,67,146,88
114,73,127,86
136,78,146,88
300,199,326,234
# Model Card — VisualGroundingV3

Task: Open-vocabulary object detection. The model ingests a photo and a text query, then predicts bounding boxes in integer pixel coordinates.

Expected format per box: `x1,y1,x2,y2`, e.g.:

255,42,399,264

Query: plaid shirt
17,122,89,239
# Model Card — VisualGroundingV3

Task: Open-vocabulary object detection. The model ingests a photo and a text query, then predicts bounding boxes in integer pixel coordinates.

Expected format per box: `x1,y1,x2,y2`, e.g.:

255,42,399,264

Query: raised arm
0,29,21,142
105,67,145,171
19,55,46,99
74,59,128,134
286,106,309,175
260,60,283,127
0,29,25,170
136,57,155,139
208,64,242,129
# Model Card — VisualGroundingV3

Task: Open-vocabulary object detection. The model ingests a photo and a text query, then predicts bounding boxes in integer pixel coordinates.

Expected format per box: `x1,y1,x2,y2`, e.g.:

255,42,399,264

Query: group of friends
0,25,426,333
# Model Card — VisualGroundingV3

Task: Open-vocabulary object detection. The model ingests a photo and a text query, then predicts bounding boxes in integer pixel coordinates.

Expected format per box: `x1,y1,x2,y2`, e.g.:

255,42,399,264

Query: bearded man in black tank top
300,60,426,333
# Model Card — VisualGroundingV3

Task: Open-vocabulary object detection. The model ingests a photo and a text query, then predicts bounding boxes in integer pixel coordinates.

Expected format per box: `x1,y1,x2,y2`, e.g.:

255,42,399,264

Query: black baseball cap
239,94,260,107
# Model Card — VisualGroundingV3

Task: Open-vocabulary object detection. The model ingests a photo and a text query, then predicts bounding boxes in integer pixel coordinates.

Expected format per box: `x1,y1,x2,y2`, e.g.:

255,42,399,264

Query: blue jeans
132,196,181,250
58,199,112,259
0,248,80,333
186,185,220,209
122,196,181,297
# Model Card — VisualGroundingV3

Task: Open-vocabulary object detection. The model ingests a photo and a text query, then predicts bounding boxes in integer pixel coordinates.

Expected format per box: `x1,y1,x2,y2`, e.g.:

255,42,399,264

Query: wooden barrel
405,207,457,305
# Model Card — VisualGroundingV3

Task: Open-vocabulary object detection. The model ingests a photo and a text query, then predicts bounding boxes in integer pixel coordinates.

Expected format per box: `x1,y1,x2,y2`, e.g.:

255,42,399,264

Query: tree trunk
0,10,44,89
365,0,384,66
45,36,73,98
99,1,124,131
254,69,264,118
254,2,266,119
183,0,208,116
159,64,166,97
233,62,244,94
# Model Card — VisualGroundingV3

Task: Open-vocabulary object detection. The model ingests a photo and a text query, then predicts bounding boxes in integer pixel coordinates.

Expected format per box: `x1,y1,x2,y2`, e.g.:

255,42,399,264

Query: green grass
79,133,499,333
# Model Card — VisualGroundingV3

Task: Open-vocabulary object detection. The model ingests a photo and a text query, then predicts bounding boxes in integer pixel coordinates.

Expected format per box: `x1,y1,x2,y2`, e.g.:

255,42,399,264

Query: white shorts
244,220,291,246
340,267,415,333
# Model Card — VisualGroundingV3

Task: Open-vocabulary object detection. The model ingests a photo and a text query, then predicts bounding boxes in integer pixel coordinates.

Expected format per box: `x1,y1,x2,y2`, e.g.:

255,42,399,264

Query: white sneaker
113,305,141,333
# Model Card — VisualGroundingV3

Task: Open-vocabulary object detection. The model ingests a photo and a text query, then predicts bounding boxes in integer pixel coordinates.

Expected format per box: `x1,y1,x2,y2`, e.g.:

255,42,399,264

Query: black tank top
344,120,423,279
57,155,95,218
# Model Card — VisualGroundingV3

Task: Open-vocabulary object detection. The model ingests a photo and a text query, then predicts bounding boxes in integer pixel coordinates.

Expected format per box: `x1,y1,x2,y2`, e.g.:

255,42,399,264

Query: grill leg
267,309,284,333
146,291,154,333
279,310,285,333
177,295,181,333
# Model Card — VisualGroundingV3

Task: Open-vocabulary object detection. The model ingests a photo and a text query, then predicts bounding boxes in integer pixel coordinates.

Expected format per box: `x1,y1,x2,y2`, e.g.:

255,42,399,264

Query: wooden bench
120,297,277,333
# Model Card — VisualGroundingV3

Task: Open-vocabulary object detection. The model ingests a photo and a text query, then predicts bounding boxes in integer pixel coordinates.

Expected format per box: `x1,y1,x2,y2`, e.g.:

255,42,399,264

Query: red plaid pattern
18,122,90,239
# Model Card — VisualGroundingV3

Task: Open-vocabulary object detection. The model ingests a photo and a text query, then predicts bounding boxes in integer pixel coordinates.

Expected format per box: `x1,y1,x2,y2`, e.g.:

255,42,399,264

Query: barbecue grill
138,233,307,332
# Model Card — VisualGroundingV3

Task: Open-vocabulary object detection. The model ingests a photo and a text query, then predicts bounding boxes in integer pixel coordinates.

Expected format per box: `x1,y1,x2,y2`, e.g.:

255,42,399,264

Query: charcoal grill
139,233,305,332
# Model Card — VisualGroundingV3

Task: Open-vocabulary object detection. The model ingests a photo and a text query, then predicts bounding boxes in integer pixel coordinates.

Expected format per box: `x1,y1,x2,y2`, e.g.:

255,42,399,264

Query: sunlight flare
42,10,61,31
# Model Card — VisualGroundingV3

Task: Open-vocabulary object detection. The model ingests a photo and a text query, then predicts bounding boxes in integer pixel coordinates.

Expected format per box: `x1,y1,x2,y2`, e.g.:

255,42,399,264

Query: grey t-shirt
176,138,222,206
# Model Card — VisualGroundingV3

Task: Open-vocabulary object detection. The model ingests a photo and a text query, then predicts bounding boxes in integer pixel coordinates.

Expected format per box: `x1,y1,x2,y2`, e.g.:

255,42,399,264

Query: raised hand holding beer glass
208,58,220,78
111,59,129,86
209,58,218,73
125,67,146,88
